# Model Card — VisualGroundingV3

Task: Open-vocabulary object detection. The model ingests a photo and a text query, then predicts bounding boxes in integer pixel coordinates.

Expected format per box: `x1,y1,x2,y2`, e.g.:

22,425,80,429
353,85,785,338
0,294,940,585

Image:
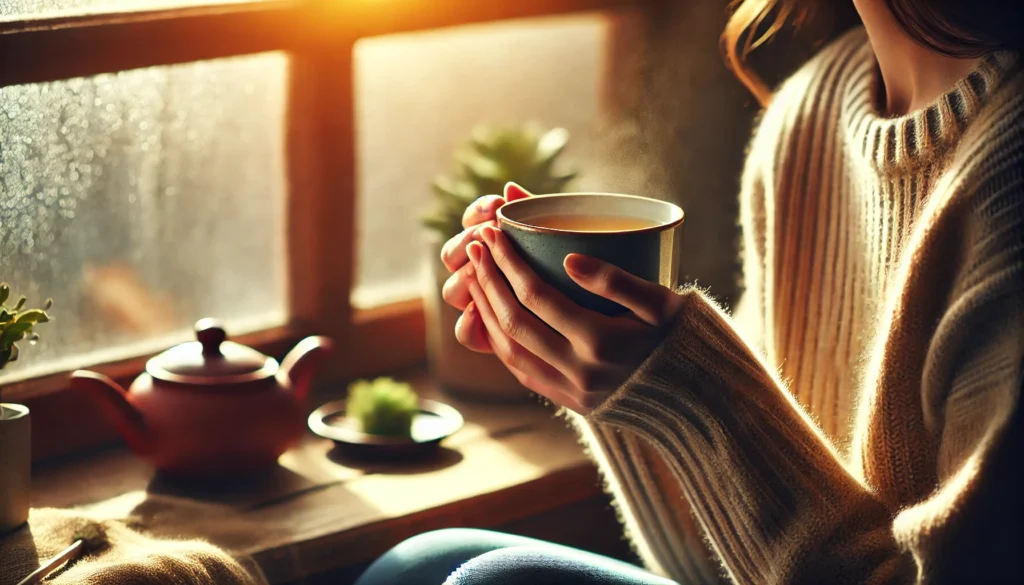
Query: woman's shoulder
931,67,1023,278
962,64,1024,162
949,66,1024,202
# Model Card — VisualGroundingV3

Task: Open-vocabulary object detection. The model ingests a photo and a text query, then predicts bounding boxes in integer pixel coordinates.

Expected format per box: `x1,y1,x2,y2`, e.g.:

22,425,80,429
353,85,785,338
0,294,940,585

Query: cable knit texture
571,28,1023,585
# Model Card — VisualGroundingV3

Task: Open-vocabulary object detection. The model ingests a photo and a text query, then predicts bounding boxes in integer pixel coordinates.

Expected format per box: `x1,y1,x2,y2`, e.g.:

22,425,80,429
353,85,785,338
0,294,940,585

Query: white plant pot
0,403,31,534
424,239,532,402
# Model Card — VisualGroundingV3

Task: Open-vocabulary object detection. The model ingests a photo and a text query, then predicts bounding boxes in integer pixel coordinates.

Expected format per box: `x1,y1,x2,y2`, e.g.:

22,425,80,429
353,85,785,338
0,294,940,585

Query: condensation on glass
0,52,288,379
0,0,254,21
351,14,613,309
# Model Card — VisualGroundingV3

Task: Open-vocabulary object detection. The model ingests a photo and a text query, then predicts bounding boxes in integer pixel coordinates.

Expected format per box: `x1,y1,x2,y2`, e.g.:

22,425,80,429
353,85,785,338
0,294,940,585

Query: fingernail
504,182,531,201
467,242,482,266
481,226,497,247
565,254,601,277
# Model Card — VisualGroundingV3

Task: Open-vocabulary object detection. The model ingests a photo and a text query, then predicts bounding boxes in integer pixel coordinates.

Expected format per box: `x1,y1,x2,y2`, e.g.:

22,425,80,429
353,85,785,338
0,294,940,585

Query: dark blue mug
497,193,685,316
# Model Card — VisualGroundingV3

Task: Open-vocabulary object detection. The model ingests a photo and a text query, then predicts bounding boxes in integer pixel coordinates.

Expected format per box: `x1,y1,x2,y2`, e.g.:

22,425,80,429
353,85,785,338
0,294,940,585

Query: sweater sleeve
585,177,1024,584
566,414,726,584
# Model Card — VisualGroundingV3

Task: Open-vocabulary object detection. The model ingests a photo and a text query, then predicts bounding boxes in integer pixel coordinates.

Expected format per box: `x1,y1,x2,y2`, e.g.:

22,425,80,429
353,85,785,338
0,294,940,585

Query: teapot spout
279,336,334,401
70,370,152,454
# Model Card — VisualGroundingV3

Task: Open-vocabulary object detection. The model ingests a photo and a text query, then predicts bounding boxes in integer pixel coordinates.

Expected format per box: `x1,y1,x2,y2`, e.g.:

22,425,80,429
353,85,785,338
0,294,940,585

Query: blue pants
354,528,678,585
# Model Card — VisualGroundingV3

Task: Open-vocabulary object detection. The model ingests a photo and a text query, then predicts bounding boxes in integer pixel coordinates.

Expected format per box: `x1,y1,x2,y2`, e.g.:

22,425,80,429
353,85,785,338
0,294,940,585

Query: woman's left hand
460,225,685,415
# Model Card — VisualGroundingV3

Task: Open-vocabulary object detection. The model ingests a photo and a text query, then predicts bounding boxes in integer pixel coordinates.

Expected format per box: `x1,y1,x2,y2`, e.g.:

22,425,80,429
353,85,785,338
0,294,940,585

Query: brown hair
721,0,804,106
722,0,1024,106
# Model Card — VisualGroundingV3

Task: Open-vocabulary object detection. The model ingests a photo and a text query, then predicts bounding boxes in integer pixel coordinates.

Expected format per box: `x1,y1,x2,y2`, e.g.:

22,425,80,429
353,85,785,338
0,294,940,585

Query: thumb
564,254,678,326
504,182,532,201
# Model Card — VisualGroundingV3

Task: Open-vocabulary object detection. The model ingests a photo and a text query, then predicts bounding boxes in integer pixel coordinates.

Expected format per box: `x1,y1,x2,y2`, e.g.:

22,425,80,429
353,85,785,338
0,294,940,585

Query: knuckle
474,265,494,288
489,239,509,265
586,267,613,295
497,307,522,338
502,343,525,370
575,329,613,364
601,268,625,292
572,366,602,394
586,336,616,364
517,280,542,310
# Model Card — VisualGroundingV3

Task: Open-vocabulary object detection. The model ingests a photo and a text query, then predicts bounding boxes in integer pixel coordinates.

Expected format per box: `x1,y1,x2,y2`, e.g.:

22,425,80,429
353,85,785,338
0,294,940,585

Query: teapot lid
146,318,278,385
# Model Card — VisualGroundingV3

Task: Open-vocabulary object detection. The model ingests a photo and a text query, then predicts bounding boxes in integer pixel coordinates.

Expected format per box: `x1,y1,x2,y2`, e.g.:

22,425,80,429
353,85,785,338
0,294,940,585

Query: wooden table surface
30,369,602,583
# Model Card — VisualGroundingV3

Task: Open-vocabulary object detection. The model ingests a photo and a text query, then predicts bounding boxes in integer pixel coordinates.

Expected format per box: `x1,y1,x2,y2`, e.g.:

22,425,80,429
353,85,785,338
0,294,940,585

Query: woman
357,0,1023,583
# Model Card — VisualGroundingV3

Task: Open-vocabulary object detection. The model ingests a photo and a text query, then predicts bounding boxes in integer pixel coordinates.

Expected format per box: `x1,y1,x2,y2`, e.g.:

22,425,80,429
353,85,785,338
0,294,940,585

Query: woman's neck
854,0,982,116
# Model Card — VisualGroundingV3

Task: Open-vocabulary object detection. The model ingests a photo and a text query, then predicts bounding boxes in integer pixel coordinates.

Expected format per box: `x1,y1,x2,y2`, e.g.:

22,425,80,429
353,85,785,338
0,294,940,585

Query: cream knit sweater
575,29,1023,584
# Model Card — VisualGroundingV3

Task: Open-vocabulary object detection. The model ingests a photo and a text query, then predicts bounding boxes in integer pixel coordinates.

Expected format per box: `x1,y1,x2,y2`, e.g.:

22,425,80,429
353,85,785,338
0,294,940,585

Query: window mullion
285,42,358,376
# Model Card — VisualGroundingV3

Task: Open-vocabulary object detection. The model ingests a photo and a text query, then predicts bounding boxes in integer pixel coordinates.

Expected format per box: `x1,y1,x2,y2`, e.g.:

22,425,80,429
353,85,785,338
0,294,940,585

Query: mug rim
497,192,685,236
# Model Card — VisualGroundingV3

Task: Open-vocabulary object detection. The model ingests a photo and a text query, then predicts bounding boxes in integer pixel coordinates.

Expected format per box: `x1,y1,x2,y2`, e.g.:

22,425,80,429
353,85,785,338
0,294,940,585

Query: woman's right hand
440,182,531,352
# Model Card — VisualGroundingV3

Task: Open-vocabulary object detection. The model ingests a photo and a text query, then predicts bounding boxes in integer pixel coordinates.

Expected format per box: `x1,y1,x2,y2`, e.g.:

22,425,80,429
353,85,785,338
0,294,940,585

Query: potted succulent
421,123,578,401
0,283,51,534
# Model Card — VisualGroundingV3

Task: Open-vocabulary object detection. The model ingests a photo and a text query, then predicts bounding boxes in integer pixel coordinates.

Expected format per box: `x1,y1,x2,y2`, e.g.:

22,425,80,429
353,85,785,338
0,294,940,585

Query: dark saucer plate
308,399,464,459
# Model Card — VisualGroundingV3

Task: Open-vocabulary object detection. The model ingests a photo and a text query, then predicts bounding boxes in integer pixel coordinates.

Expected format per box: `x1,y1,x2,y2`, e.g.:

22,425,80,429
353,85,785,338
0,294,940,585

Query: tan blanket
1,507,266,585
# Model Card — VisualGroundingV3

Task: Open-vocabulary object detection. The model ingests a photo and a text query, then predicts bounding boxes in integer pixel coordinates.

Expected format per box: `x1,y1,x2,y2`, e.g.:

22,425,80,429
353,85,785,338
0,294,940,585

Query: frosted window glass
1,0,254,21
0,52,288,379
352,14,611,309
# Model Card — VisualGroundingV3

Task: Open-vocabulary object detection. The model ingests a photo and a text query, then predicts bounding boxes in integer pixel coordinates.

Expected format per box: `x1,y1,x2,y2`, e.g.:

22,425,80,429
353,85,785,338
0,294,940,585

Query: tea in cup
497,193,684,315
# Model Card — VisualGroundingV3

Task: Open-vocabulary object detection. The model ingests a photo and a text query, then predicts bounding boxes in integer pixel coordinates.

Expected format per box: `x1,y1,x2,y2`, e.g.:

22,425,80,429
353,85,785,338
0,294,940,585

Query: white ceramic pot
424,239,531,402
0,403,31,534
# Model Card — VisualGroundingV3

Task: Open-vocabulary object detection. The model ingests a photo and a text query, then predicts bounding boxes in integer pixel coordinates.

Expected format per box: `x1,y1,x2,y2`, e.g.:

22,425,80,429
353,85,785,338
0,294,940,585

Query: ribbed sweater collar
842,41,1018,173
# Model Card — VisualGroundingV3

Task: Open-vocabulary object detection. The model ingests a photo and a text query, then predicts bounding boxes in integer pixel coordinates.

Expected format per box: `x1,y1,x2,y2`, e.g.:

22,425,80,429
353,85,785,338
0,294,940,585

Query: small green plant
0,283,52,404
422,122,579,241
346,377,419,437
0,283,52,371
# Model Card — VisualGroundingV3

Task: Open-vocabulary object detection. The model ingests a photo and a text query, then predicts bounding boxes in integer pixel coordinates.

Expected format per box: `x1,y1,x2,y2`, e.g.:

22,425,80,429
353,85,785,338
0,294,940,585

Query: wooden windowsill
29,369,603,584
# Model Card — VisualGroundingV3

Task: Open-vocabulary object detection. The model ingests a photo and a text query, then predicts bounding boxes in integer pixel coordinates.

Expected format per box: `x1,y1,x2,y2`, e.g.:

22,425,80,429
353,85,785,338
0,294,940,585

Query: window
0,53,288,379
353,14,613,308
0,0,635,455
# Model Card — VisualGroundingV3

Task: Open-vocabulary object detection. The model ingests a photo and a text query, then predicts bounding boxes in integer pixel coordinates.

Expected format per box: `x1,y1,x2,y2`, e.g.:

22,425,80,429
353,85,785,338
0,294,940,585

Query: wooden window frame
1,0,640,460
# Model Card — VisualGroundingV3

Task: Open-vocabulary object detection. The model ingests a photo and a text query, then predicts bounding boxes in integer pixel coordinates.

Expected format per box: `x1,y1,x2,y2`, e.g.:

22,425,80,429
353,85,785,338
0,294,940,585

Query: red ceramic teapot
71,319,333,478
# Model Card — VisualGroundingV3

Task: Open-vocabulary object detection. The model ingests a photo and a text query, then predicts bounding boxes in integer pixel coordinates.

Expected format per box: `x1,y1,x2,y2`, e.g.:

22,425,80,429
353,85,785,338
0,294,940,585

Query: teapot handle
280,336,334,401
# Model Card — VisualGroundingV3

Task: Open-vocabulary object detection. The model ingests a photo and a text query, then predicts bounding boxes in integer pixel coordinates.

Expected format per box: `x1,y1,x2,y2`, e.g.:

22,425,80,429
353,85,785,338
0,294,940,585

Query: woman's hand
440,183,530,353
459,226,685,415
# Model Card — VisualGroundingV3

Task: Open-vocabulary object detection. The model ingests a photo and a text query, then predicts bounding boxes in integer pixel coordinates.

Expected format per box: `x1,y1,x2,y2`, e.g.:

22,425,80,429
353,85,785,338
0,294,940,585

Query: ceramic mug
0,403,31,534
497,193,685,315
